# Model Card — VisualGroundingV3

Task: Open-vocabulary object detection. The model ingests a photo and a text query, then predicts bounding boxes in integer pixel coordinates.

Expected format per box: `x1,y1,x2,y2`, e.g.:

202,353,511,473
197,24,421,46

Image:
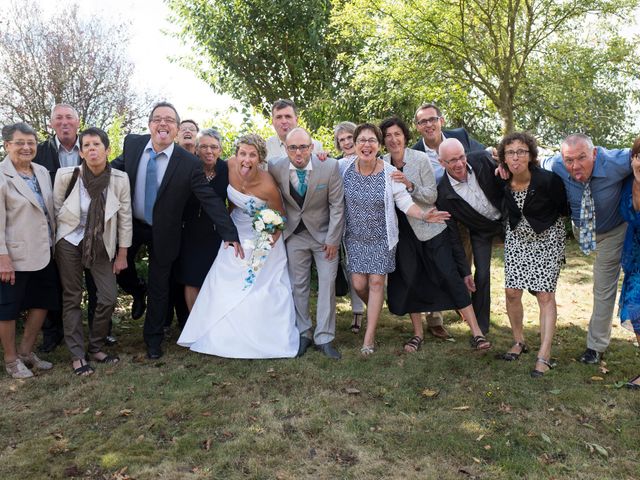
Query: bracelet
406,183,415,193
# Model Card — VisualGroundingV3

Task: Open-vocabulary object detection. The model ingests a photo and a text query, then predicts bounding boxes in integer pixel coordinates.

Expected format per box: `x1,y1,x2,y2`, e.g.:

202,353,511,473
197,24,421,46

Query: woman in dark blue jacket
497,132,568,377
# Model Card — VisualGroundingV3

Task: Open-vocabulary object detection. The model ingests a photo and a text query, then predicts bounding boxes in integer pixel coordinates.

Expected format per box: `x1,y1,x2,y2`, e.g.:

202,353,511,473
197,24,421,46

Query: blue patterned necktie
579,182,596,255
296,169,307,196
144,150,159,225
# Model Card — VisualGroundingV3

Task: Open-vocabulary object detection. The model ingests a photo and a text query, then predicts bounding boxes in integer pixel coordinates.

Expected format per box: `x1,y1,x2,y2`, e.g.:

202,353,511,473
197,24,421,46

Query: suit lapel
127,136,149,189
279,159,297,207
33,164,53,216
1,159,43,212
157,149,180,200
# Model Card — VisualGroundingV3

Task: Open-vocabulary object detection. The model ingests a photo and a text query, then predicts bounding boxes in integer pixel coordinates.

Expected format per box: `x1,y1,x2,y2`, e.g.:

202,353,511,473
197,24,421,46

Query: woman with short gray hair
176,128,229,311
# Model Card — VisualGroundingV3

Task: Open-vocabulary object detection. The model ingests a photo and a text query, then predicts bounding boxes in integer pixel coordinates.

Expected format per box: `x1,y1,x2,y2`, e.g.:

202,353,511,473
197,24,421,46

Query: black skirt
387,209,471,316
175,161,229,288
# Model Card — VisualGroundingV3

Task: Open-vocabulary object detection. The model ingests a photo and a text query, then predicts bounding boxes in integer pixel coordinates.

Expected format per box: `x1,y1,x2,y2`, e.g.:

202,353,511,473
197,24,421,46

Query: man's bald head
439,138,468,182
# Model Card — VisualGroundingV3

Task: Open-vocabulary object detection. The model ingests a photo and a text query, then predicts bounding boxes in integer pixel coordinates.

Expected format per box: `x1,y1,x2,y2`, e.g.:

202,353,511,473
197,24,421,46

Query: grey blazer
383,148,446,241
268,155,345,246
0,158,55,271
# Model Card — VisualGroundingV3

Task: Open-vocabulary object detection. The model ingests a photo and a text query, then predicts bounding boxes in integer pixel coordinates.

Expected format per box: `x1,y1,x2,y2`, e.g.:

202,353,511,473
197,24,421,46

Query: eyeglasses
8,140,37,148
338,135,353,144
356,137,379,145
199,144,221,151
416,116,441,127
442,154,466,165
504,149,530,158
286,144,311,152
150,116,177,125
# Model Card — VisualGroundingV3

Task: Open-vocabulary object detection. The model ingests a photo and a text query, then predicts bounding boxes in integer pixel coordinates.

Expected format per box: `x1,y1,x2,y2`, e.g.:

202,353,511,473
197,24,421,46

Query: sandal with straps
92,353,120,364
360,344,375,356
470,335,491,351
496,341,528,361
73,359,95,377
403,335,424,353
531,357,557,378
350,313,363,334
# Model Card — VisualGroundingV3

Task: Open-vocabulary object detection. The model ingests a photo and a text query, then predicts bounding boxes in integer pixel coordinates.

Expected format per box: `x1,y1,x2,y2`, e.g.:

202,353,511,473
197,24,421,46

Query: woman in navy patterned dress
339,124,450,355
619,138,640,389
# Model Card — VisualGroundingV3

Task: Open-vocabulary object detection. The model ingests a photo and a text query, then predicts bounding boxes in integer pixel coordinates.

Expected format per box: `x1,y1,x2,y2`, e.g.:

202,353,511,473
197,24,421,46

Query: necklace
357,159,377,176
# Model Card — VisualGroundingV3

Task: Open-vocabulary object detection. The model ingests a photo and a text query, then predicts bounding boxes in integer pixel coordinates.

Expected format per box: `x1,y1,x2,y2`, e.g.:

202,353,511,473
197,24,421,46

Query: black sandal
496,341,528,361
92,353,120,364
73,360,95,376
531,357,557,378
403,335,424,353
625,374,640,389
350,313,363,334
470,335,491,351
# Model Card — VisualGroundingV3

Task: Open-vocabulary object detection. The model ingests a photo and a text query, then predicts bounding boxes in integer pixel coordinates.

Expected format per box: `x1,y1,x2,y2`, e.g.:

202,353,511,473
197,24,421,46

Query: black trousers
117,220,174,350
469,234,494,335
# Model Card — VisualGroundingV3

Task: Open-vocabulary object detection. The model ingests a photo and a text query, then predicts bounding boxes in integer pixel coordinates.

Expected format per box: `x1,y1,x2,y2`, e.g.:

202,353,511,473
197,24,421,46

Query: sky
19,0,240,125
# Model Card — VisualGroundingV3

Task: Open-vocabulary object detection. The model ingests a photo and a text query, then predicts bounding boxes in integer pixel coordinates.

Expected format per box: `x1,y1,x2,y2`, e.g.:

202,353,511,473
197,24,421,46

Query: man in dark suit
411,103,486,183
436,138,504,334
111,101,241,359
34,104,100,352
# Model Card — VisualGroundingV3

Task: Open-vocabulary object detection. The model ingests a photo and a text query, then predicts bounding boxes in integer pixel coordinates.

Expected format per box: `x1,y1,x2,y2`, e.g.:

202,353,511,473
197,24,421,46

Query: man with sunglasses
268,128,344,359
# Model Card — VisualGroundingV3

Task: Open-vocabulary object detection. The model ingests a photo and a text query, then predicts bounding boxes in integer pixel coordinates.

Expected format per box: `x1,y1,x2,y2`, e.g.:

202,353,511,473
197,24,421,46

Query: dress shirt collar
55,135,79,153
144,139,174,159
447,164,472,186
422,132,448,154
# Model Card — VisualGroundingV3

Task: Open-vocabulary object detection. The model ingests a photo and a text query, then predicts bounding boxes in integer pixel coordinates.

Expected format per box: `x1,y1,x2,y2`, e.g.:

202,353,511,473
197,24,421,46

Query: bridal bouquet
242,206,286,289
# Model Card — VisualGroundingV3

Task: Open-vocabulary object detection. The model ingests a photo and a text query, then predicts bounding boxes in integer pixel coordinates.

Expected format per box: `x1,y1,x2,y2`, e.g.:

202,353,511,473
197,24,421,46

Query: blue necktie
144,150,159,225
296,169,307,196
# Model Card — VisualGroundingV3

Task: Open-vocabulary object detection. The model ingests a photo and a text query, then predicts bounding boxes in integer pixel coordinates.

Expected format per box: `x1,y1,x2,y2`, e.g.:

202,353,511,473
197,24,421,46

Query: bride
177,134,300,358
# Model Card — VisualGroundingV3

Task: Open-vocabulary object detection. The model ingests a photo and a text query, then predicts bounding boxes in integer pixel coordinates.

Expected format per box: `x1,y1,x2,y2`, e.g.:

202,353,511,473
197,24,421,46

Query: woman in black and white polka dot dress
497,132,568,377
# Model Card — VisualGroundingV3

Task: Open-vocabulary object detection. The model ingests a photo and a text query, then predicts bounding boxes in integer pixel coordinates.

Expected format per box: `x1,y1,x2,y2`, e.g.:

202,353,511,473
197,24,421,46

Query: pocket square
315,183,328,190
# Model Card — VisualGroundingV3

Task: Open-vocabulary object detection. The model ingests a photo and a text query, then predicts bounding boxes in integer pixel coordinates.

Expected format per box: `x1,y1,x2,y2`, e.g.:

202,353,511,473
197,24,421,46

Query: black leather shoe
38,333,64,353
578,348,603,364
131,293,147,320
315,342,342,360
147,347,163,360
105,335,117,346
297,336,313,358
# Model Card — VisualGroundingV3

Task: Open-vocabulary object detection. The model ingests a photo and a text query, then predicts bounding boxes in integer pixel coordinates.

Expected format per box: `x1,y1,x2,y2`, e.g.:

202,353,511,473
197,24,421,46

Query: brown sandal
404,335,424,353
350,313,363,334
470,335,491,351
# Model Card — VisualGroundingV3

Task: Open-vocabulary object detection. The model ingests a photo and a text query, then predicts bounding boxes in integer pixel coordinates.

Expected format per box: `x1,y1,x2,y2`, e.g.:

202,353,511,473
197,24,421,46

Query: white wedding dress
177,186,299,358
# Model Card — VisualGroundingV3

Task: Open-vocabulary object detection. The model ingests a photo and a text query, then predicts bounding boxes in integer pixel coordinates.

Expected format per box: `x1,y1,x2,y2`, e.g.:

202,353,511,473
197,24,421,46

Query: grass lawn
1,239,639,479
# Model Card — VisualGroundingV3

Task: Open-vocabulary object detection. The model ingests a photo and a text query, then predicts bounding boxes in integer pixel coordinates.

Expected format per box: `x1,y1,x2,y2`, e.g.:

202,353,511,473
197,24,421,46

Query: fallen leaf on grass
541,433,551,444
475,434,484,442
202,411,211,417
586,443,609,458
581,423,595,430
446,337,456,342
95,410,103,417
483,444,491,450
119,409,133,417
599,366,610,375
549,389,562,395
345,387,360,395
590,376,604,381
452,406,470,411
472,457,481,463
498,402,512,413
421,388,439,398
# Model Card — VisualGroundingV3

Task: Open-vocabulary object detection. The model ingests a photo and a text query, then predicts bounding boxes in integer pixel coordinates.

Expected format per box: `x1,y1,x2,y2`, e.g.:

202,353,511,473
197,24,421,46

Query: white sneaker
5,358,34,379
19,352,53,370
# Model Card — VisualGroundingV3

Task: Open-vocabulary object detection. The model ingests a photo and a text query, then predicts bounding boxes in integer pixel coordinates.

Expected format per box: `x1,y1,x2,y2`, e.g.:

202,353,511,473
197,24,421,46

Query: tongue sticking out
158,131,169,140
240,164,251,176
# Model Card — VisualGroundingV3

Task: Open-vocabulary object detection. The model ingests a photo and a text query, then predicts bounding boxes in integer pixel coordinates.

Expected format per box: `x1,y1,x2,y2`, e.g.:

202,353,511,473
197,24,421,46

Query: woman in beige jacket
0,123,58,379
53,127,132,376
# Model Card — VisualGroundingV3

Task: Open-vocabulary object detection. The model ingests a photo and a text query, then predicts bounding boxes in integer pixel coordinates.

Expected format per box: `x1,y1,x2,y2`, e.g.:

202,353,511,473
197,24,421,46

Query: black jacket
412,128,485,154
437,150,505,240
503,166,568,234
111,134,238,265
34,136,65,184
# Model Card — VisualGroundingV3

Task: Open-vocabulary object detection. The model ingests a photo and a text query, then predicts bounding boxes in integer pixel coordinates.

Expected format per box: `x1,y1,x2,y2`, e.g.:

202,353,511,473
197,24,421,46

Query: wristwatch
406,183,415,193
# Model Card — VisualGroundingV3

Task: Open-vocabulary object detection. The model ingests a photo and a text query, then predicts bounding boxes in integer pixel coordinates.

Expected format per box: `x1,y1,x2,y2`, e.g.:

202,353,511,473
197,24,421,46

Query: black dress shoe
104,335,117,346
147,347,163,360
315,342,342,360
297,336,313,358
38,333,64,353
131,293,147,320
578,348,603,364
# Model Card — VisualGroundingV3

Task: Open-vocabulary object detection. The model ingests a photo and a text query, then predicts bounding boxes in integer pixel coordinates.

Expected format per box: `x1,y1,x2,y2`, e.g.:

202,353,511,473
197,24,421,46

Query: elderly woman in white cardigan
380,116,490,353
53,127,132,376
339,123,450,355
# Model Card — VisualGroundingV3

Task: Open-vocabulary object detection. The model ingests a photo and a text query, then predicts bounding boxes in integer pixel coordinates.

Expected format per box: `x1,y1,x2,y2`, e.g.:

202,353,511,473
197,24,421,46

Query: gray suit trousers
286,230,339,344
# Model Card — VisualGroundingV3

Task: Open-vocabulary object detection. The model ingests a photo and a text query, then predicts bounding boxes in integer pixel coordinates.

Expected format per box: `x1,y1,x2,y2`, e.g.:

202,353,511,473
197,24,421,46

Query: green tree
167,0,358,129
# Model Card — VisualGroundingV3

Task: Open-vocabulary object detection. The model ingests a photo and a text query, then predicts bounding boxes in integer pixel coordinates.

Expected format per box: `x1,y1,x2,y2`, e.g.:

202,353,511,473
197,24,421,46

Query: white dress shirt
133,140,174,222
448,166,501,221
55,136,81,168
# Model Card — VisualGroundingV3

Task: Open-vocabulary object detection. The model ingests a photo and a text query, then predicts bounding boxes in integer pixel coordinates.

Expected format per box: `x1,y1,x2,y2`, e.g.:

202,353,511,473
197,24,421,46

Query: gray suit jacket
383,148,445,241
268,155,345,246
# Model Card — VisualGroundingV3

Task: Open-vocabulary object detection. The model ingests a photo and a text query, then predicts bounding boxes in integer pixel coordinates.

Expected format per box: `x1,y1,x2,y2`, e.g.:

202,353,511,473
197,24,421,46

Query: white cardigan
339,156,413,251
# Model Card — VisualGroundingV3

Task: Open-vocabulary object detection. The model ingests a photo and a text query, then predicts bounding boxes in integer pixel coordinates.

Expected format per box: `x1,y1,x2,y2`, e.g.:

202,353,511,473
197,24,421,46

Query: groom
269,128,345,359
